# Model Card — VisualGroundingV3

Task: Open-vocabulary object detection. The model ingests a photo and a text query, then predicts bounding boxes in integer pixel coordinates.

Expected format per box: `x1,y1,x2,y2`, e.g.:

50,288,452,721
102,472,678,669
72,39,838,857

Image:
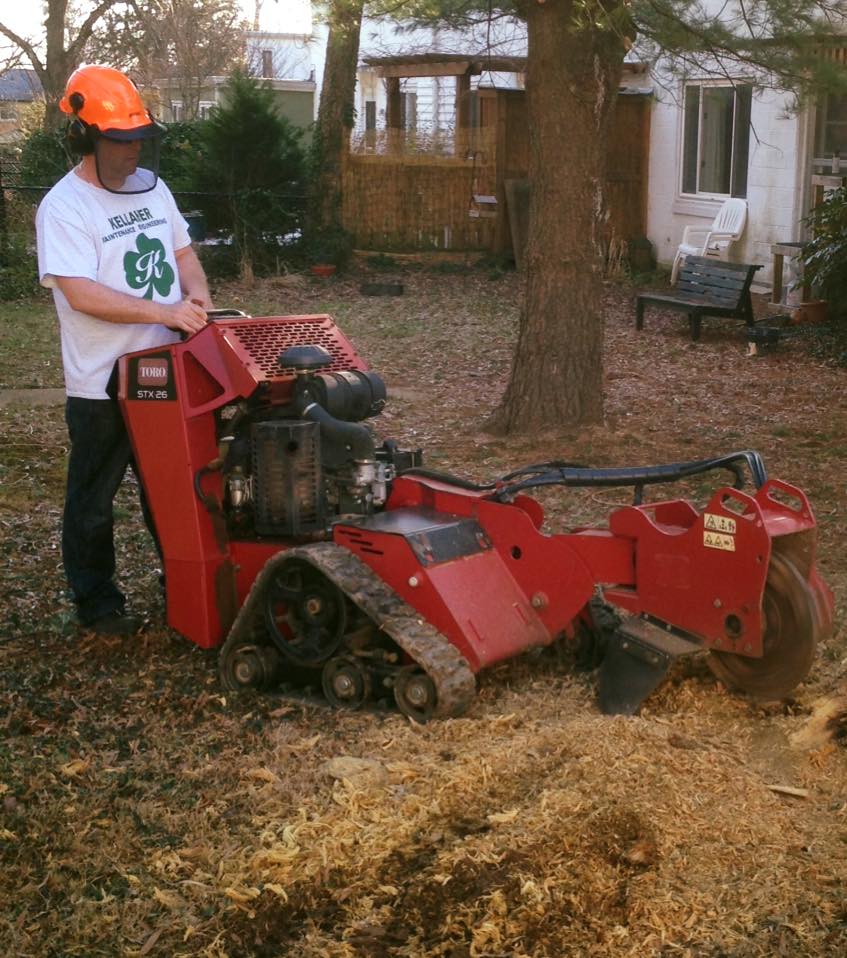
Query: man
36,65,213,637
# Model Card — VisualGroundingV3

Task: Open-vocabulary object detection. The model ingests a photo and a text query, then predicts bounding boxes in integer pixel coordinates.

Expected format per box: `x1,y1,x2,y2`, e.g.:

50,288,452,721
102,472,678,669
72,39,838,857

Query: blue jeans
63,397,159,625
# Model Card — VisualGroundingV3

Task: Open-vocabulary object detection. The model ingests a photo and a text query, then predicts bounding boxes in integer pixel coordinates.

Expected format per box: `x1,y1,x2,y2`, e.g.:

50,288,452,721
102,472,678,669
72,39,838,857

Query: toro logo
138,359,169,386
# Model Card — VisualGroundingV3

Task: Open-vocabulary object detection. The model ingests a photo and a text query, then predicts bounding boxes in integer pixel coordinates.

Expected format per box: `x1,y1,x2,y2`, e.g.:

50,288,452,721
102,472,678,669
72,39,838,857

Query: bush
192,70,306,278
158,121,206,194
0,235,40,300
18,129,71,188
301,225,353,269
799,186,847,319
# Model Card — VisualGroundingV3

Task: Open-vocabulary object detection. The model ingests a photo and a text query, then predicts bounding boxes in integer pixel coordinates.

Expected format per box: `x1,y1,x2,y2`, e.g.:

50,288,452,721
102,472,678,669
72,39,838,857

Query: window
262,50,274,79
816,93,847,158
171,100,184,122
199,101,215,120
681,83,751,197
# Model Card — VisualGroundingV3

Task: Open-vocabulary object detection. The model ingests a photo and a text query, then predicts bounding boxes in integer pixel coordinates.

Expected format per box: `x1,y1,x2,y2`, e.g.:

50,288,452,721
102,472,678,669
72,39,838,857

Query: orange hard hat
60,65,160,139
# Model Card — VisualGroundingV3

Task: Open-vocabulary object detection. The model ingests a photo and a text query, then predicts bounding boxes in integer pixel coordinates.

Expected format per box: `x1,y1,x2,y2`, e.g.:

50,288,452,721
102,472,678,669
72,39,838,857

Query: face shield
93,123,163,195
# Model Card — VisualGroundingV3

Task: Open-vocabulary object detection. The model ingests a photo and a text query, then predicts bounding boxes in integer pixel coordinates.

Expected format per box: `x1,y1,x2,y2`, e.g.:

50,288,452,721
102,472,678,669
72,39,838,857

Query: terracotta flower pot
310,263,337,277
791,300,827,325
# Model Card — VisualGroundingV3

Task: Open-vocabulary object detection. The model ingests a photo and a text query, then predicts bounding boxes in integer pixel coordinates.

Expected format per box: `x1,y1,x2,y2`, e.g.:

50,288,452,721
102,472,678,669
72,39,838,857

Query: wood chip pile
1,269,846,956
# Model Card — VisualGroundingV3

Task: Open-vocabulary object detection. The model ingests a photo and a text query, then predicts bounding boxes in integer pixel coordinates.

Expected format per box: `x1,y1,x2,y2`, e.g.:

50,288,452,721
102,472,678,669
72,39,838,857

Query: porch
342,55,651,258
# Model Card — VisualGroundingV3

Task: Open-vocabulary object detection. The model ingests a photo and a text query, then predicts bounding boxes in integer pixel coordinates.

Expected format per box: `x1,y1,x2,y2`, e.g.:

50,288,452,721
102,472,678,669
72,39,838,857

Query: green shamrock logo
123,233,175,300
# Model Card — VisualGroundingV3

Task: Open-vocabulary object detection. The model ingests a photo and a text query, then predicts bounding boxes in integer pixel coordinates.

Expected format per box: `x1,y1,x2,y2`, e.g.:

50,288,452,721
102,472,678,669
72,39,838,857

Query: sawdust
1,266,846,956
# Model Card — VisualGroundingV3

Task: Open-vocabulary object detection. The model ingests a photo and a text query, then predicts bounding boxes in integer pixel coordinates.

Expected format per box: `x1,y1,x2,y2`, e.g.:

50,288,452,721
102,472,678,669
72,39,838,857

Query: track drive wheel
322,656,372,710
708,553,819,701
264,558,347,667
394,668,437,723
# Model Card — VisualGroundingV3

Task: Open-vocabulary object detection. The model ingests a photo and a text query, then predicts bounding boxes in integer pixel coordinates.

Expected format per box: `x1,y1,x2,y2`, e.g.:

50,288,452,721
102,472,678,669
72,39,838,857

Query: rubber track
219,541,476,718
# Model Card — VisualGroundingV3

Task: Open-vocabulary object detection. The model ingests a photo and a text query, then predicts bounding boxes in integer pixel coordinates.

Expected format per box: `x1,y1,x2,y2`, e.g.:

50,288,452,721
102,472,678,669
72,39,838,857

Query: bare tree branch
68,0,124,58
0,22,46,77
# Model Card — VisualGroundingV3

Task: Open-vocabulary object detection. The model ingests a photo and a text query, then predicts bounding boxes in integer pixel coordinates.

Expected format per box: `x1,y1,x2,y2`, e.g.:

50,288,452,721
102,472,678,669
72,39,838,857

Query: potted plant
306,226,353,276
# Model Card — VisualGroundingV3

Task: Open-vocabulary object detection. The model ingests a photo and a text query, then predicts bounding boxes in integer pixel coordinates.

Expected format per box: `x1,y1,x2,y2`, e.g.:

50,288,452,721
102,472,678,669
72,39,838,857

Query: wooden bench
636,256,762,342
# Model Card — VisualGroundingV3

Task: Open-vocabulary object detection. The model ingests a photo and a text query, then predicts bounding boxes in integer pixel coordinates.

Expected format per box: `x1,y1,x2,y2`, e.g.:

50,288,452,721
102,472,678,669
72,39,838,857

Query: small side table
770,242,810,306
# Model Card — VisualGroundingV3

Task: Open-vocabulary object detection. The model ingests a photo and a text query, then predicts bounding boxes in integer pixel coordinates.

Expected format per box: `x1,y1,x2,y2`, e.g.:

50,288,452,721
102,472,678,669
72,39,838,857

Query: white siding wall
647,85,814,290
245,33,316,82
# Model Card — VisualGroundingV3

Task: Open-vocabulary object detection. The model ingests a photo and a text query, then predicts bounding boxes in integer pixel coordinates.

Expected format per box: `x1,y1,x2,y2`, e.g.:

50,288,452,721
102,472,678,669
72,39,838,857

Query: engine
210,345,421,537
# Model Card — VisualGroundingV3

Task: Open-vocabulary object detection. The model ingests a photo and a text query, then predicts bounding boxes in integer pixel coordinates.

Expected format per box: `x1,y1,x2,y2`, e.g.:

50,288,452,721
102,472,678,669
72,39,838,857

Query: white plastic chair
670,198,748,283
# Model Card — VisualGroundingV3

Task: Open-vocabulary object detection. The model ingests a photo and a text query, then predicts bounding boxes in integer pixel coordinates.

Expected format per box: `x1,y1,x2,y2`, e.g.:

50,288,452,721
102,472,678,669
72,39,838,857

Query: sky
0,0,313,50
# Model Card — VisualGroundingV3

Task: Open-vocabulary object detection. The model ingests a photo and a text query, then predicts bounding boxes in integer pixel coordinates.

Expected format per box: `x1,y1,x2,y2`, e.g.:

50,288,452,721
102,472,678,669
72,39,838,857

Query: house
154,69,316,135
153,1,320,136
344,15,847,290
337,17,651,256
641,33,847,295
0,68,43,143
352,16,527,145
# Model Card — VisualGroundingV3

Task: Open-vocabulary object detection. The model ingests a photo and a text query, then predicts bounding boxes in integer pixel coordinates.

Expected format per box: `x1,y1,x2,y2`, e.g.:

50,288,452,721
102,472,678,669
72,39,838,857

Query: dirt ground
1,264,846,957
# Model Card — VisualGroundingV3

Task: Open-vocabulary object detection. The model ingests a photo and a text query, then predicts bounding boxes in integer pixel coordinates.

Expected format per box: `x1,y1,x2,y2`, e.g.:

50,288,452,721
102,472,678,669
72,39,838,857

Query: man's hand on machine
162,298,209,334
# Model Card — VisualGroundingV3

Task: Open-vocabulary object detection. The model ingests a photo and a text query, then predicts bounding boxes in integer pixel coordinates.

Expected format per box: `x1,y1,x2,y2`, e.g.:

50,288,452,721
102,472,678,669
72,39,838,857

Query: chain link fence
0,151,311,295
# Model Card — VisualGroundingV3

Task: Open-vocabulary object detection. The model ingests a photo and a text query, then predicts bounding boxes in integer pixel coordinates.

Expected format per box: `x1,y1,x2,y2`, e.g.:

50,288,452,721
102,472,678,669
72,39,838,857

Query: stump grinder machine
117,310,834,719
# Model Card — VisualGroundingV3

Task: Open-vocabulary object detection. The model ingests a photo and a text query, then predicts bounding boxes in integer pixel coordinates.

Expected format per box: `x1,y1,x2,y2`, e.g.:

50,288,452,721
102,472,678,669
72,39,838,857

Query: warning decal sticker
704,513,737,534
703,531,735,552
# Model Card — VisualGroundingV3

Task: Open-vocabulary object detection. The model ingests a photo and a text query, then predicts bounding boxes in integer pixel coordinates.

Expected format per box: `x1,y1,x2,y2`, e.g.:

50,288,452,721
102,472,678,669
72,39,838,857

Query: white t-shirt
36,168,190,399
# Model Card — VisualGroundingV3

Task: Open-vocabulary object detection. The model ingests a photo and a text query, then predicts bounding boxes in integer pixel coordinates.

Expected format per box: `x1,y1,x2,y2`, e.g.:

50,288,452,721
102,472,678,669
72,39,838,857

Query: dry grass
1,264,846,957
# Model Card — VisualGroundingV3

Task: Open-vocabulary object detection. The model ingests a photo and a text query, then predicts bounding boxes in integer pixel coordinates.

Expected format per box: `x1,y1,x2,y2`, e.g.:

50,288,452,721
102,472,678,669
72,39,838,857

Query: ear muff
66,117,97,155
66,91,95,154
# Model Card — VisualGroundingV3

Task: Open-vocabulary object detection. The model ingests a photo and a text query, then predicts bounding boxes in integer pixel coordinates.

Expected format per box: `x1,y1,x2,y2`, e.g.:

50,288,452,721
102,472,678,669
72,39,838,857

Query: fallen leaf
139,928,162,956
153,887,184,910
244,767,279,783
59,759,90,777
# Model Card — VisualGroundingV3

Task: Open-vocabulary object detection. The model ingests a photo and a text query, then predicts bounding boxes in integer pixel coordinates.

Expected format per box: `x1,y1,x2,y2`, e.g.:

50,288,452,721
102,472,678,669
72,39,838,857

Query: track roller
220,643,282,691
394,668,438,722
322,656,372,710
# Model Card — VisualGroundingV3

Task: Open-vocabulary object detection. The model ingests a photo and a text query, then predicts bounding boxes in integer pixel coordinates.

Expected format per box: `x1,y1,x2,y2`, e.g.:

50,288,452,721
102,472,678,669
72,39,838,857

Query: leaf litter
0,265,846,957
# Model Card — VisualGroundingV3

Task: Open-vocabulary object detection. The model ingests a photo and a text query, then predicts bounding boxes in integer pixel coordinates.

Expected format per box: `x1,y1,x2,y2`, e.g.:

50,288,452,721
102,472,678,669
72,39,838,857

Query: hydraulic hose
492,450,768,502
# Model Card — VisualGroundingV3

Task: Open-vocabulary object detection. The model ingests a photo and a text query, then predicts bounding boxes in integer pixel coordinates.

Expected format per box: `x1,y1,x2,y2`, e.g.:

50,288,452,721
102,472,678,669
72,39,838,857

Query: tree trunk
43,0,73,130
488,0,627,434
311,0,364,232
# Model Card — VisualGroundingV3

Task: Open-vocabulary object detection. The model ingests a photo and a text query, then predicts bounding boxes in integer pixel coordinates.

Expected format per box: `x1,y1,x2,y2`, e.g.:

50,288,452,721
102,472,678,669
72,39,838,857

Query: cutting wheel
708,553,819,701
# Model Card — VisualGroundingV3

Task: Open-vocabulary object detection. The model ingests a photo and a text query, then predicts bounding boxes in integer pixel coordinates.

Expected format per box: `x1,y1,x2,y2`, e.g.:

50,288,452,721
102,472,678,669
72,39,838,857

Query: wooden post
455,73,471,156
386,77,403,153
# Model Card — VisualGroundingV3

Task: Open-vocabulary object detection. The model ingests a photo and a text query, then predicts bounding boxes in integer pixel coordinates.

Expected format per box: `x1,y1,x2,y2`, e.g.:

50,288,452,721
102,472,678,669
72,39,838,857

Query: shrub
158,121,206,194
18,129,71,188
0,235,40,300
301,225,353,269
799,186,847,319
192,71,306,278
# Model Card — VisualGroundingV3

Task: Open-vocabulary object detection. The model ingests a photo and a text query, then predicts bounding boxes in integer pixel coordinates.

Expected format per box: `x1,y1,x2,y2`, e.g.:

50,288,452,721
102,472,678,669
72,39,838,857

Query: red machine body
118,313,834,717
119,314,365,647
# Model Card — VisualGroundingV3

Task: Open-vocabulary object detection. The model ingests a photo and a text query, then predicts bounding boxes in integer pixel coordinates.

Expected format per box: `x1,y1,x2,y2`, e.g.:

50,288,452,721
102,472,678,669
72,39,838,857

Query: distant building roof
0,69,43,102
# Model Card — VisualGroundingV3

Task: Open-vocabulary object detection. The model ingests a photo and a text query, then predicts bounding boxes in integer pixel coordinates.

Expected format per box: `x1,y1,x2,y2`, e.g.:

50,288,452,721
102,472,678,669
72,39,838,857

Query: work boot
87,611,143,638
